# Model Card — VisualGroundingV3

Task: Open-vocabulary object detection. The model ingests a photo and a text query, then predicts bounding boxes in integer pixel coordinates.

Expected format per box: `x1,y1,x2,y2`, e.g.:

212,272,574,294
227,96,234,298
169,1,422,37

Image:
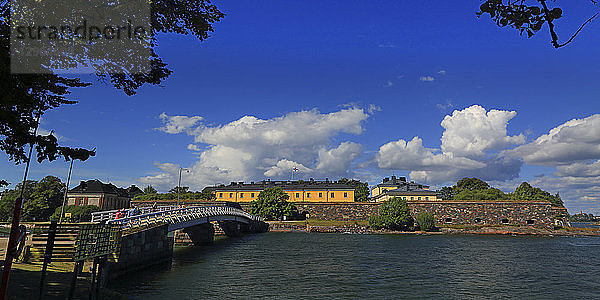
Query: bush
50,205,101,222
249,187,297,221
369,197,413,231
416,212,436,231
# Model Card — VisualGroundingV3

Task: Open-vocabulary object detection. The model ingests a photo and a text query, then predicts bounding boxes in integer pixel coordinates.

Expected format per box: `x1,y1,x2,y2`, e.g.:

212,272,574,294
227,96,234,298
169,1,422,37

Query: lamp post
177,168,189,207
59,159,74,224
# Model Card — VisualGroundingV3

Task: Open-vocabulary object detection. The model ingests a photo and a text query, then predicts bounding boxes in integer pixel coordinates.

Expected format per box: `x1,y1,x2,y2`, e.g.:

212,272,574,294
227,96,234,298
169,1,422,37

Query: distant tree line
439,178,564,207
569,213,598,223
133,185,216,201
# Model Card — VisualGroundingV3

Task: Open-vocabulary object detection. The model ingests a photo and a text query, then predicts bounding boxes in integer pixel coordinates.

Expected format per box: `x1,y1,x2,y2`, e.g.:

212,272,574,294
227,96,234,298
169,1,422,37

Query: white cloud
436,100,454,112
141,107,371,191
506,114,600,165
316,142,363,176
376,105,525,185
378,44,396,48
437,70,447,75
157,113,203,134
382,80,394,88
420,76,435,82
187,144,202,151
440,105,525,158
556,160,600,177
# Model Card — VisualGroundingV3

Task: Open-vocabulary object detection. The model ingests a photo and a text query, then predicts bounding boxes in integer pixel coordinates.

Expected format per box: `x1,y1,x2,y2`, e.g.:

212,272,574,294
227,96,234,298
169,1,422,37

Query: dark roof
383,189,438,196
375,175,429,191
207,180,355,192
69,179,135,198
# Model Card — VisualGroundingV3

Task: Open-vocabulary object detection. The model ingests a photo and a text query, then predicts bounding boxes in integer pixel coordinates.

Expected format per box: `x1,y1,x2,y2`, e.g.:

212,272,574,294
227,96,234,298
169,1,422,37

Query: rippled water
112,233,600,299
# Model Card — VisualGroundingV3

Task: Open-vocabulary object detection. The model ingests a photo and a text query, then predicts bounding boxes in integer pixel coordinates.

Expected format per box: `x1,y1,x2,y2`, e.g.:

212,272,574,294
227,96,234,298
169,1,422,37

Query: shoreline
267,221,600,237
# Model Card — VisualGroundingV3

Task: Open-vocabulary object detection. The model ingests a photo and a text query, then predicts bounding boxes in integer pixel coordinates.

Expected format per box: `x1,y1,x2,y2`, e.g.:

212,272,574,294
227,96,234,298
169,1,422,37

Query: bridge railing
91,205,178,223
106,206,262,231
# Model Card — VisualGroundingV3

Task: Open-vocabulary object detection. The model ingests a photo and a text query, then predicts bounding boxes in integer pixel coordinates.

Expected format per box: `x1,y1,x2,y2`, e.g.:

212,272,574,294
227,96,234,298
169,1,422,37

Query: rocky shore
268,221,600,236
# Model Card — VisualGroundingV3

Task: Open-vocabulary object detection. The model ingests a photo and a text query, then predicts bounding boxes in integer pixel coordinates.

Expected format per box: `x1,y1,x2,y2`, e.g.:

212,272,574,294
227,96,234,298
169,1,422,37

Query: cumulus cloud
141,107,371,190
505,114,600,165
376,105,525,185
556,160,600,177
440,105,525,158
420,76,435,82
157,113,203,134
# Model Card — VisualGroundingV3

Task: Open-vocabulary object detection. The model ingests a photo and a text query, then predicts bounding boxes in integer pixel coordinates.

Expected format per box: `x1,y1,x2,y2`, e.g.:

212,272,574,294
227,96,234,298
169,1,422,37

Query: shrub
416,212,436,232
50,205,101,222
369,197,413,231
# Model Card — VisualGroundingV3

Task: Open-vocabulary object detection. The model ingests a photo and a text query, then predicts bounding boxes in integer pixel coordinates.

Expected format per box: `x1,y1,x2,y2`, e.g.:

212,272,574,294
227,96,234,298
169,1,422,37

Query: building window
474,218,482,223
296,193,300,198
319,192,322,198
410,197,414,200
344,192,348,198
240,193,244,198
331,192,335,198
403,197,407,200
526,220,535,225
229,193,233,198
501,219,509,224
445,218,453,223
418,197,421,200
307,193,311,198
251,193,255,198
425,197,429,200
219,193,223,198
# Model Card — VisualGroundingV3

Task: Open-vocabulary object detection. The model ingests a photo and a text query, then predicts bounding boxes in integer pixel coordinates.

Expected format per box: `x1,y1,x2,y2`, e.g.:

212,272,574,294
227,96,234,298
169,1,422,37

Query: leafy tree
439,186,454,200
415,212,437,232
477,0,599,48
368,197,414,231
198,189,216,200
50,205,100,222
338,178,370,202
249,187,297,221
510,182,564,207
453,177,508,200
0,176,64,222
169,186,190,194
0,0,225,183
143,185,158,194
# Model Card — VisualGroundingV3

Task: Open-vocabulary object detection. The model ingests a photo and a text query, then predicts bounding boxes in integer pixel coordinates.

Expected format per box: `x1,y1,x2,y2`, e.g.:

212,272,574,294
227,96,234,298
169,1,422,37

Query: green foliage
50,205,100,222
448,178,565,207
143,185,158,194
248,187,297,221
338,178,369,202
169,186,189,194
0,0,224,183
369,197,413,231
510,182,564,207
133,189,215,201
0,176,65,222
439,186,454,200
477,0,574,48
452,177,508,200
569,213,598,222
415,212,436,232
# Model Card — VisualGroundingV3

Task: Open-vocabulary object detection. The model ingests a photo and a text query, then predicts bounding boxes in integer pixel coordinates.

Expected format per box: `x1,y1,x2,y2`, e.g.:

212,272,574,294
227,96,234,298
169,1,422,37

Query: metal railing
101,206,262,231
91,206,178,223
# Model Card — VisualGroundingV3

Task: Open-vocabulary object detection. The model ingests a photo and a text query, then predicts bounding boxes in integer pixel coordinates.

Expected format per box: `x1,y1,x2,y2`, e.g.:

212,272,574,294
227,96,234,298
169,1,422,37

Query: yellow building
209,179,355,203
371,176,439,202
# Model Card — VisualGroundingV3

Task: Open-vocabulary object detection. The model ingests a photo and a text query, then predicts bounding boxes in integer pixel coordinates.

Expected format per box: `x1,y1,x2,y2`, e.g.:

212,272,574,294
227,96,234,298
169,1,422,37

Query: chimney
325,178,329,183
391,175,396,181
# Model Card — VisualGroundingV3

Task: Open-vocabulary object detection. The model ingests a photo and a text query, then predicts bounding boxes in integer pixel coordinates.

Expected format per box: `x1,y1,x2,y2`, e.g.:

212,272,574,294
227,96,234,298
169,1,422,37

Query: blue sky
2,1,600,213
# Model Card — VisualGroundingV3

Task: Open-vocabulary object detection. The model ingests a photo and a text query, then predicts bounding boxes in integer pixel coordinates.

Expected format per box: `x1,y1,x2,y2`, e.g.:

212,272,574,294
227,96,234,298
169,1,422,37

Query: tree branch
557,10,600,47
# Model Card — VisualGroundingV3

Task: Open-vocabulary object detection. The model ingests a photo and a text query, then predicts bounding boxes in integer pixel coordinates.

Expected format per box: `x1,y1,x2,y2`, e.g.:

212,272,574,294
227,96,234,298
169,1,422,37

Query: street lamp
177,167,189,207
